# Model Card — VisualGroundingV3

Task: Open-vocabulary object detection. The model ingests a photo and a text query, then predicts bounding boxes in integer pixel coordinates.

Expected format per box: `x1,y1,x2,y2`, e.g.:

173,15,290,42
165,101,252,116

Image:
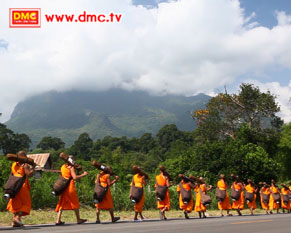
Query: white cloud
277,11,291,26
0,0,291,122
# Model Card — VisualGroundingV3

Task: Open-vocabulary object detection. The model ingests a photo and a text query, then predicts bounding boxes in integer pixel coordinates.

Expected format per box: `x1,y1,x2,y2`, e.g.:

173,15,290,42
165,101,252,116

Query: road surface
0,213,290,233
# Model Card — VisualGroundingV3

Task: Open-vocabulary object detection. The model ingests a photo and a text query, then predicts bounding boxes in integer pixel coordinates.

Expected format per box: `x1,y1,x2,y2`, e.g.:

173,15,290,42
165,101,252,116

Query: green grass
0,207,269,227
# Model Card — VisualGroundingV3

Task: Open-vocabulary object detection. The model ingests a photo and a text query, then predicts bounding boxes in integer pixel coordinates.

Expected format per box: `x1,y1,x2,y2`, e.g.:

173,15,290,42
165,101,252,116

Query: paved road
1,214,291,233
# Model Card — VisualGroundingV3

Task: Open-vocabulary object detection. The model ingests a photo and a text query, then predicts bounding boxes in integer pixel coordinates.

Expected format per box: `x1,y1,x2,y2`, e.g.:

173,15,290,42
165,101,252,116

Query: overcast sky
0,0,290,122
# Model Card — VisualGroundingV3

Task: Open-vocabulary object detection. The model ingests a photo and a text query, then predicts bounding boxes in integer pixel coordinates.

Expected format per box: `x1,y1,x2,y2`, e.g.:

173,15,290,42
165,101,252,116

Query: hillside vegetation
6,89,210,147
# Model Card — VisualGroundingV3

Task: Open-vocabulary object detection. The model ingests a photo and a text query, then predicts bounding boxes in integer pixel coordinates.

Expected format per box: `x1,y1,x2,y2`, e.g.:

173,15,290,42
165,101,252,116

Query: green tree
193,83,281,140
37,136,65,150
164,140,280,185
241,144,280,183
277,123,291,179
236,124,280,157
156,124,183,152
0,124,31,154
100,136,131,152
13,133,31,152
139,133,156,153
70,132,93,160
0,124,15,153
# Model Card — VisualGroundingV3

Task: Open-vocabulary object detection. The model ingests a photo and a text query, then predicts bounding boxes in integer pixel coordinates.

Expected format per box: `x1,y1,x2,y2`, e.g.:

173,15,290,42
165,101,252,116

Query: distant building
27,153,52,170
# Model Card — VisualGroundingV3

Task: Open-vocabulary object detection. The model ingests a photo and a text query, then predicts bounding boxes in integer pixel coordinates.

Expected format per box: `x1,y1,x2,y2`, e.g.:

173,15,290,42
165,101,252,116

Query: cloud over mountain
0,0,291,121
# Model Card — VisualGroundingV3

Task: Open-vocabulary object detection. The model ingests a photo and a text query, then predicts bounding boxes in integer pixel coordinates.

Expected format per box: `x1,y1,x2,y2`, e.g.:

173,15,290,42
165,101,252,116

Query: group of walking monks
5,151,291,227
215,174,291,216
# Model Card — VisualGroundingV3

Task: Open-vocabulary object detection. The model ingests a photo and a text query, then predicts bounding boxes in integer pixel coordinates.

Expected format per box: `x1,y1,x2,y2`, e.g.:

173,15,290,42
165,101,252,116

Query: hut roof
27,153,52,169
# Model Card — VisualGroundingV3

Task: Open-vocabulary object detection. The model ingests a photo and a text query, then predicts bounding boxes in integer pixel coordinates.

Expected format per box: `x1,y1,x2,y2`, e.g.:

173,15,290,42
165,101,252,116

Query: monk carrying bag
272,193,281,203
4,174,26,199
282,194,289,205
261,193,270,205
179,182,192,204
231,187,241,201
156,183,167,201
199,187,211,206
245,192,254,202
51,175,72,196
130,178,143,204
216,188,226,203
93,175,108,204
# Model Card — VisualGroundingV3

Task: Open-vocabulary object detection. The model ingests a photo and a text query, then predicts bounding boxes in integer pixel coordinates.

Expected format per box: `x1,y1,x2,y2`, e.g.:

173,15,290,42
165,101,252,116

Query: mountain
6,89,211,147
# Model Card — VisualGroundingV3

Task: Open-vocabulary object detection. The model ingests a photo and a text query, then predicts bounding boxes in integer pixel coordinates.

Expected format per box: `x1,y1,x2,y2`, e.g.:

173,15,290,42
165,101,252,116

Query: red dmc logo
9,8,41,28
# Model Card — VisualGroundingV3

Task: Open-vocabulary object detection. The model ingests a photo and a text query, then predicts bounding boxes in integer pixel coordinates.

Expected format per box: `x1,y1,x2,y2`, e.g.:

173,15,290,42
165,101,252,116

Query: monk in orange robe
280,184,290,213
55,156,88,225
130,169,148,221
6,151,34,227
217,174,232,217
269,180,280,214
260,183,271,214
95,169,119,223
245,179,257,215
177,176,194,219
194,177,212,218
155,168,171,220
231,175,244,216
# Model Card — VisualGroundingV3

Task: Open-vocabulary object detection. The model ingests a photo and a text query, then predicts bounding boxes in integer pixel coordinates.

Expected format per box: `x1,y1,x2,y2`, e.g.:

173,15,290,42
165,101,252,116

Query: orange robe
217,179,232,210
7,162,31,216
231,182,244,210
155,174,170,211
95,173,113,210
289,186,291,209
281,187,290,210
245,184,256,209
176,180,193,213
130,174,145,213
260,187,270,210
55,164,79,212
269,186,280,210
194,184,207,212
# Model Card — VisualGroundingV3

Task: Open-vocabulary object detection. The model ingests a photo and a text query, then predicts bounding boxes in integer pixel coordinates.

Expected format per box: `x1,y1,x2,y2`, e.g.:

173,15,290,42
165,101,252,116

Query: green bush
30,172,59,209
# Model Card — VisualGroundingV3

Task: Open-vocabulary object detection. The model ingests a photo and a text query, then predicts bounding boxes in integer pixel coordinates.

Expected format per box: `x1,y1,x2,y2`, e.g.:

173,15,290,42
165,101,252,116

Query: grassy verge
0,207,269,226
